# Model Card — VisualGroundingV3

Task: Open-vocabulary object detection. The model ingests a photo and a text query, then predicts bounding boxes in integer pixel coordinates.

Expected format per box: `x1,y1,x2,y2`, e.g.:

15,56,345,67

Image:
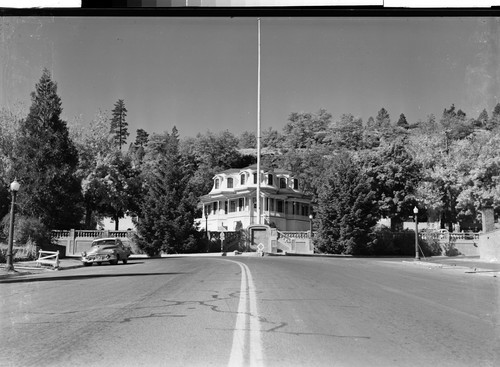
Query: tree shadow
0,272,186,284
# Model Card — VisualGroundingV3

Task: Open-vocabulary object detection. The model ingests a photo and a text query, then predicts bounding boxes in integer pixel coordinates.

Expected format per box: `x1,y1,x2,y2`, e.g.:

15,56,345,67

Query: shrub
1,215,52,247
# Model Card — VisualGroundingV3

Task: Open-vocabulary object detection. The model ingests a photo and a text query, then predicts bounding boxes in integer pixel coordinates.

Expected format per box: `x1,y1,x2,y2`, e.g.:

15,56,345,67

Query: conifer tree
136,128,202,256
12,69,82,229
316,152,378,255
110,99,129,150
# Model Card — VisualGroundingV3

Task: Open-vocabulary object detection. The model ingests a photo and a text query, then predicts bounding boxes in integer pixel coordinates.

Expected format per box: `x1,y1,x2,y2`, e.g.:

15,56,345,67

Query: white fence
52,230,136,256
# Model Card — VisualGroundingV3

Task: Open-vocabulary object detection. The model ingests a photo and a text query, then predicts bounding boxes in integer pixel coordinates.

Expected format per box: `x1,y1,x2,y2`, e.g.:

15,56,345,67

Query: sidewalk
403,255,500,276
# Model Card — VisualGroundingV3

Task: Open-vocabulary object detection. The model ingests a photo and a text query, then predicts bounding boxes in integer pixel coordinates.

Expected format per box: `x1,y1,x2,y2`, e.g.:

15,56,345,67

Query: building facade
198,165,312,232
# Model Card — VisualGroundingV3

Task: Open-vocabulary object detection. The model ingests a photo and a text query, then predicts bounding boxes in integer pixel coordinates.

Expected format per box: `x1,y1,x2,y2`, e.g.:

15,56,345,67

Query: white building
198,164,313,232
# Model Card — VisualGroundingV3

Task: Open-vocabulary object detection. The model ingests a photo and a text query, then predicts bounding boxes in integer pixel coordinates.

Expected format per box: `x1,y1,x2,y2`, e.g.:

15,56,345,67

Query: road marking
226,260,263,367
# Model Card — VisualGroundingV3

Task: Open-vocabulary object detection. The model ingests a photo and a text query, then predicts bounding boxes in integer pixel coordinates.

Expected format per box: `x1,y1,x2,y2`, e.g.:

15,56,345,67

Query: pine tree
12,69,82,229
110,99,129,150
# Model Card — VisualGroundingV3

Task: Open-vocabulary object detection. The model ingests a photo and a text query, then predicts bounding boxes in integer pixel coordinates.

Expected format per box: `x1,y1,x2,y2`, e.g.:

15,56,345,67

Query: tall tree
316,152,378,255
82,150,142,230
12,69,82,229
136,128,202,255
110,99,129,150
363,140,422,230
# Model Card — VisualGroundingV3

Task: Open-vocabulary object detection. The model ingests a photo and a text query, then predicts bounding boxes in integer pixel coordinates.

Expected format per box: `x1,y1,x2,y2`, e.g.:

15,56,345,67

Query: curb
402,260,499,277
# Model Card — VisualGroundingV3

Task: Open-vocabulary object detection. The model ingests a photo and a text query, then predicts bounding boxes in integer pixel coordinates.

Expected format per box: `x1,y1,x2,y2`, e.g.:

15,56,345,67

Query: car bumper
81,254,117,263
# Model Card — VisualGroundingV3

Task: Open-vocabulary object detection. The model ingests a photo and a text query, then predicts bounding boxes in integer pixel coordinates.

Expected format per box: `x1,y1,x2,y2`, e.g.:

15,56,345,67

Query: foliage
135,128,149,147
11,69,83,229
363,139,421,230
280,109,331,150
1,215,52,247
110,99,130,150
316,152,378,255
136,129,204,256
82,150,142,230
325,113,364,150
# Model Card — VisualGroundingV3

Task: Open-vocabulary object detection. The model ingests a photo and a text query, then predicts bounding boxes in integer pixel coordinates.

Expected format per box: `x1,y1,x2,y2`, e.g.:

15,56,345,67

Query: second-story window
253,173,257,184
279,177,287,189
240,174,246,185
267,174,273,186
227,177,233,188
214,178,220,189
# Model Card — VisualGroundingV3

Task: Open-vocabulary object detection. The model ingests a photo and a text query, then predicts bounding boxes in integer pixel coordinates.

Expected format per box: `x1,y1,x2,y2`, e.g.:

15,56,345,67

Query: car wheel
83,262,92,267
122,259,128,264
109,257,119,265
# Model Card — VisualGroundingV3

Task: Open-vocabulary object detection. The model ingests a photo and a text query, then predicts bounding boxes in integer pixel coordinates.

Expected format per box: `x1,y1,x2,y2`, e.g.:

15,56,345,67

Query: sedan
81,237,131,266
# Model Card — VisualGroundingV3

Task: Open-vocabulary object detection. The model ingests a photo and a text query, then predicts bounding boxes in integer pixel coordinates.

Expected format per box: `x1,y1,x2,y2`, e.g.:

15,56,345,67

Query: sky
1,16,499,141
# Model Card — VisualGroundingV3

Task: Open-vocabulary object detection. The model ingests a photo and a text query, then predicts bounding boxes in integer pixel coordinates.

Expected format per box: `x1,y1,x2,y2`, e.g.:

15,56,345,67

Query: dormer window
227,177,234,189
267,174,273,186
253,173,257,184
293,178,299,190
240,174,246,185
279,177,287,189
214,178,220,189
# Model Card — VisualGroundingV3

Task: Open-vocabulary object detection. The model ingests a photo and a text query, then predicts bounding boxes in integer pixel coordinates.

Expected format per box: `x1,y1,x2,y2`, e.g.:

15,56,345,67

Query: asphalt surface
1,255,499,367
2,253,499,280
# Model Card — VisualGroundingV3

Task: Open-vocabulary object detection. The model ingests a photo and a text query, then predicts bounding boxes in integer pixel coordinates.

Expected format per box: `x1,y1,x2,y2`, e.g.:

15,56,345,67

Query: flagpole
256,18,261,225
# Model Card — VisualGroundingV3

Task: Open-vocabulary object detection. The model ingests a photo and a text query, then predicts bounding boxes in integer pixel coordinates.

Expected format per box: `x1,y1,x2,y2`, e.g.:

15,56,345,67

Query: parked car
81,237,131,266
463,230,475,240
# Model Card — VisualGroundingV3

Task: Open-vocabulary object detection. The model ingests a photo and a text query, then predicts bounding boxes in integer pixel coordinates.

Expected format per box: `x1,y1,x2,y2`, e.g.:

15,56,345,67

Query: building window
240,174,246,185
224,201,228,214
238,198,244,211
230,200,236,213
293,178,299,190
269,198,275,212
227,177,233,188
213,201,218,213
279,177,287,189
214,178,219,189
267,174,273,186
277,200,284,213
253,173,257,184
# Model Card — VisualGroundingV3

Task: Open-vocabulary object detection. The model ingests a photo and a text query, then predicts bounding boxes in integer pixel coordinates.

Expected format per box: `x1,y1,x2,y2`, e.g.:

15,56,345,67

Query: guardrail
36,250,60,269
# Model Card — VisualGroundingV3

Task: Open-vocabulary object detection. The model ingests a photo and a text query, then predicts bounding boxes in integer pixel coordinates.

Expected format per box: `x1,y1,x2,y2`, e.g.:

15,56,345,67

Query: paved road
1,256,499,367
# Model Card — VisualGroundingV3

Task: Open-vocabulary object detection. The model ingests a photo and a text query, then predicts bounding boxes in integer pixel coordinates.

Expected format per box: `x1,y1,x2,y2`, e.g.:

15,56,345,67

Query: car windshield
92,240,116,247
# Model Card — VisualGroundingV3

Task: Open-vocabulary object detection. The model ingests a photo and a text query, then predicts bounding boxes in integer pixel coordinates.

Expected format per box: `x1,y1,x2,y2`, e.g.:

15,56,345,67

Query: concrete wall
479,229,500,262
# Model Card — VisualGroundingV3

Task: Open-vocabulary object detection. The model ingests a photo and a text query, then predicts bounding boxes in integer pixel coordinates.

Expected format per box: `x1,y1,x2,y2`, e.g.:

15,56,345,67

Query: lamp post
5,180,20,272
309,214,313,238
413,206,420,261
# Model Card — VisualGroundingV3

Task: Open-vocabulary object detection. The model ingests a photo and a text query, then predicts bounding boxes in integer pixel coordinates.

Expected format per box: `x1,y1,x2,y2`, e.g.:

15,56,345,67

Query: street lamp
413,206,420,261
309,214,313,238
5,179,20,272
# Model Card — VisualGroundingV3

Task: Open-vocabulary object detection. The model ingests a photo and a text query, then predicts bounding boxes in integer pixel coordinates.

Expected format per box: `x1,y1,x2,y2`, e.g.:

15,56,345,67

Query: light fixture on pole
413,206,420,261
5,179,20,272
309,213,313,238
